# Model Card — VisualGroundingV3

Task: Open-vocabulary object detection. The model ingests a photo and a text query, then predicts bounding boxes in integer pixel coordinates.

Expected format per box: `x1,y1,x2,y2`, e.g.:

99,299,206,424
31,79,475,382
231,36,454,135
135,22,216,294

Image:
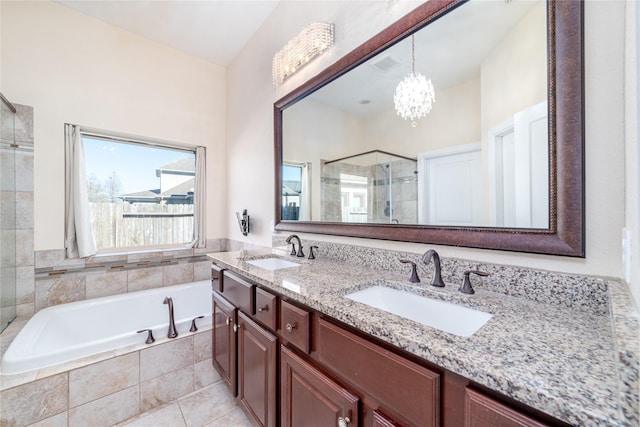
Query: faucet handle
136,328,155,344
460,270,489,295
190,315,205,332
308,246,318,260
399,259,420,283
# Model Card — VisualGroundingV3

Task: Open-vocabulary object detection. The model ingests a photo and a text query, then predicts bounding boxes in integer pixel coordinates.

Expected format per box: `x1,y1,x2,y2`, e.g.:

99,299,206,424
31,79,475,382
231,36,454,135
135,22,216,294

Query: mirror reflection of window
282,164,302,220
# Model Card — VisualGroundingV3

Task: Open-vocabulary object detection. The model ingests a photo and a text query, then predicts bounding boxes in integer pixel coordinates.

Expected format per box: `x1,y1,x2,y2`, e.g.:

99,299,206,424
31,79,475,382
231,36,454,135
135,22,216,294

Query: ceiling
305,0,541,118
54,0,280,66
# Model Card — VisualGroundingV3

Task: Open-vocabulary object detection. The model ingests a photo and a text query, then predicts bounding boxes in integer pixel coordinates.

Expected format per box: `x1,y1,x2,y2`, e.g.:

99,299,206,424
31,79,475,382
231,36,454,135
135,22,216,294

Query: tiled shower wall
3,105,35,320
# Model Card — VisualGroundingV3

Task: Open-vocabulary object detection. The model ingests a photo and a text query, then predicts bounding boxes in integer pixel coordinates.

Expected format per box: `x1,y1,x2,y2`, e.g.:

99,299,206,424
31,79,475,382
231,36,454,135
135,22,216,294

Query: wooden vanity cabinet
281,345,359,427
211,264,224,292
317,318,440,427
280,299,311,354
211,270,279,427
255,287,278,330
211,265,564,427
237,312,278,427
212,291,237,396
221,270,254,314
372,411,402,427
465,387,551,427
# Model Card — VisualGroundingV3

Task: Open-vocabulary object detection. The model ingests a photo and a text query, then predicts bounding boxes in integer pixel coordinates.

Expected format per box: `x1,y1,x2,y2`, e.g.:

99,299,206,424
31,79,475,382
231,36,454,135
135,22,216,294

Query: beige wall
624,0,639,305
284,99,365,220
480,2,547,140
227,0,631,293
1,0,227,250
364,77,481,156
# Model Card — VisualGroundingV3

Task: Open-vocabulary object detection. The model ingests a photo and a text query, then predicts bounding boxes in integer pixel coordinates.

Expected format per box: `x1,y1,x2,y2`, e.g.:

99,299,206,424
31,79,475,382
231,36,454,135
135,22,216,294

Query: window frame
78,127,202,255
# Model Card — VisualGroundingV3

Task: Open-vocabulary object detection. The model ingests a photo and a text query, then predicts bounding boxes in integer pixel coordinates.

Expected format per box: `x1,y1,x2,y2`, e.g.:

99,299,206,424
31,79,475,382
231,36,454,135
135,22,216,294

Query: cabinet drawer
280,300,311,354
222,271,254,314
255,287,277,330
211,264,224,292
318,319,440,427
465,388,549,427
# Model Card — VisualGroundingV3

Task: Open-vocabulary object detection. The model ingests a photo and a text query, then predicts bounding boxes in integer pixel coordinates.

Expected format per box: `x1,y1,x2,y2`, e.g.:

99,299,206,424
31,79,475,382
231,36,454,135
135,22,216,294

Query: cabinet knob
285,322,297,333
225,318,231,326
258,305,268,313
233,324,238,333
337,416,351,427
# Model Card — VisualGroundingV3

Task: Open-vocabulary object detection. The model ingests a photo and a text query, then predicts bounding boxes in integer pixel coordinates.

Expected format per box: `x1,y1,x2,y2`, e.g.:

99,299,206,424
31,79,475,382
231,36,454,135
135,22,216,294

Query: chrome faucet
163,297,178,338
285,234,305,257
421,249,446,287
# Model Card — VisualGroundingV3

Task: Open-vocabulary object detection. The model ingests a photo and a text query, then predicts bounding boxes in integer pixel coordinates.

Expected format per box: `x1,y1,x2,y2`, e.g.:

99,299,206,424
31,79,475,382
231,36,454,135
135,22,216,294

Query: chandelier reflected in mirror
393,34,435,127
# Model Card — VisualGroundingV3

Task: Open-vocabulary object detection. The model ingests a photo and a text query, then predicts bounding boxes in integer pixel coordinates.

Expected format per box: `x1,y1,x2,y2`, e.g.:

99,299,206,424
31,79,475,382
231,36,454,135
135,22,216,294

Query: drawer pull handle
285,322,297,333
338,417,351,427
258,305,269,313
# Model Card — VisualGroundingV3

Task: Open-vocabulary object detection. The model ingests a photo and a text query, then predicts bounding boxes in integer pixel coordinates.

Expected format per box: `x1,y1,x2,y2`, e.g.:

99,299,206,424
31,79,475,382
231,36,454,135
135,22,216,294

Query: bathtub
1,280,213,375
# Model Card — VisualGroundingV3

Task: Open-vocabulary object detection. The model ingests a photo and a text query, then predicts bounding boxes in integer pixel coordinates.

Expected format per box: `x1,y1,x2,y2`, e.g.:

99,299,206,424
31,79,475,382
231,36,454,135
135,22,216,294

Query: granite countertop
209,248,637,426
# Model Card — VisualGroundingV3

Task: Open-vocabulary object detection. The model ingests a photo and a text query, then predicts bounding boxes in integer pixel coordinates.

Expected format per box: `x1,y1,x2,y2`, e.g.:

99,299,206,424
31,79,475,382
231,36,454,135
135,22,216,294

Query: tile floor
117,381,253,427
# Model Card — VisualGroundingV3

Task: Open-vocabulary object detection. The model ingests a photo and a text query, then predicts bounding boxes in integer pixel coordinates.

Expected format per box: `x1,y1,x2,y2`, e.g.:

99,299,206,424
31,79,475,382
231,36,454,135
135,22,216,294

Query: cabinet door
465,388,549,427
373,411,401,427
238,312,278,427
212,292,237,396
281,345,359,427
318,319,440,427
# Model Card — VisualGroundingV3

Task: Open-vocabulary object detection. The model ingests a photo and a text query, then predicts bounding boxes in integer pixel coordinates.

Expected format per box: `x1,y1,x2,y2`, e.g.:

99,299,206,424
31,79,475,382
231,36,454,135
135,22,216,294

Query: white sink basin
345,286,492,337
246,257,301,271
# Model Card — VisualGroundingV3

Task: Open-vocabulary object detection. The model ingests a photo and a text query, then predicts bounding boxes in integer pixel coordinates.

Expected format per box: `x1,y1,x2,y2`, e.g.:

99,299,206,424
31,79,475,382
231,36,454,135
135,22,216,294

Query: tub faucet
163,297,178,338
286,234,305,257
421,249,446,287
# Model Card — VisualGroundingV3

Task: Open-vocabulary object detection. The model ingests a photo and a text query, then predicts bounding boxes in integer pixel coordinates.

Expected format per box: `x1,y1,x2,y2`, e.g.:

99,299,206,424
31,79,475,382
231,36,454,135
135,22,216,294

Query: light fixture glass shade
393,72,435,127
393,34,435,127
272,22,334,87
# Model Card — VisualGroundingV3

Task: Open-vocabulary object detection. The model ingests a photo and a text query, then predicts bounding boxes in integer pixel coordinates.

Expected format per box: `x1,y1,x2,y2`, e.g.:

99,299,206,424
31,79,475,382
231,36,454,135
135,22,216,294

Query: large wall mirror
274,0,584,257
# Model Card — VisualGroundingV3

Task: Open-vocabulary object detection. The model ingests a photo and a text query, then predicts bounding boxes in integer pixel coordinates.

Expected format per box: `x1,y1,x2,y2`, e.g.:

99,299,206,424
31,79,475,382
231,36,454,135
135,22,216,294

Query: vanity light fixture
272,22,334,87
393,34,435,127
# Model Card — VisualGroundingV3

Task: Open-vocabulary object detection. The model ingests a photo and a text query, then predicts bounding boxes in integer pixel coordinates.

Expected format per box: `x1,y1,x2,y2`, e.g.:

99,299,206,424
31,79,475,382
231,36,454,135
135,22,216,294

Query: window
82,133,199,251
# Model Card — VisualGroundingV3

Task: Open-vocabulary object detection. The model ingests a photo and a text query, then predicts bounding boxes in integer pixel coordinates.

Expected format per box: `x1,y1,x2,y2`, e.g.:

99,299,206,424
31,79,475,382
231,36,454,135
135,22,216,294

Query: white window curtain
298,162,311,221
188,146,206,248
64,124,97,258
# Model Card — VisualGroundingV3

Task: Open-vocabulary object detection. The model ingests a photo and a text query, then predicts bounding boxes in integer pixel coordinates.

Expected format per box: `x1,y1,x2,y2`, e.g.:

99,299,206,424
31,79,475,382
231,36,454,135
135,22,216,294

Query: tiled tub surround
30,245,219,315
2,280,212,375
27,238,261,316
211,247,640,426
0,324,217,426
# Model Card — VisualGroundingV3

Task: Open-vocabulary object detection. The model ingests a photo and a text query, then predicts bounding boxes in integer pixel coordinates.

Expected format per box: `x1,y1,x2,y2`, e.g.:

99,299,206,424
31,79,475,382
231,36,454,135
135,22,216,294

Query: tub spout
163,297,178,338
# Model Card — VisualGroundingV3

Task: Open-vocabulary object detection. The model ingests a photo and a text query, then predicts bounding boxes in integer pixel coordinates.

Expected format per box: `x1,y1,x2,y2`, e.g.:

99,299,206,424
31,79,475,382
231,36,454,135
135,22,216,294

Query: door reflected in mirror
282,0,548,228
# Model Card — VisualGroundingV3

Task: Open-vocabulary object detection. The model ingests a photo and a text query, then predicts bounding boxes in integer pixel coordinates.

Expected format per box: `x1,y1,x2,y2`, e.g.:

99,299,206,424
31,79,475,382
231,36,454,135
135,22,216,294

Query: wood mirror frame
274,0,584,257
